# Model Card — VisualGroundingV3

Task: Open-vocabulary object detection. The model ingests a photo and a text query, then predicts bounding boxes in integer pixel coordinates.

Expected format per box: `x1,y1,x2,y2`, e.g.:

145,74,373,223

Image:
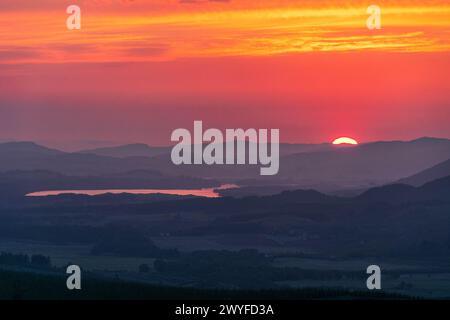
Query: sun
332,137,358,145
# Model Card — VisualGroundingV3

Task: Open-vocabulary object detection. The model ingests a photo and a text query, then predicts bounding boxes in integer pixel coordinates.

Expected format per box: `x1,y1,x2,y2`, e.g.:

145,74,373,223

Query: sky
0,0,449,150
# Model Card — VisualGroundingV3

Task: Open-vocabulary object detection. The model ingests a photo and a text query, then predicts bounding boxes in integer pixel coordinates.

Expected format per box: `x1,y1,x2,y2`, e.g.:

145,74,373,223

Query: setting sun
332,137,359,145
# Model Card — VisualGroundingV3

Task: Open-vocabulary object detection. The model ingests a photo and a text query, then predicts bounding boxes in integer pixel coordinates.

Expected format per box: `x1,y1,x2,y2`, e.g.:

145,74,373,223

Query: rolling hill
357,175,450,204
79,143,170,158
398,158,450,187
2,138,450,192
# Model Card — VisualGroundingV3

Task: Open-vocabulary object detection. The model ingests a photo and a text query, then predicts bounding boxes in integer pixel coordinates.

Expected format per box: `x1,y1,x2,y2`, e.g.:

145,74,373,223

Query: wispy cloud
0,1,449,63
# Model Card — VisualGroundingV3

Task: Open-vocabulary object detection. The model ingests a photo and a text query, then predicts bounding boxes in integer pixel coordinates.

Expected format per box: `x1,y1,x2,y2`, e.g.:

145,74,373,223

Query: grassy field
0,240,449,298
0,241,156,272
272,257,450,298
0,268,409,300
272,257,437,271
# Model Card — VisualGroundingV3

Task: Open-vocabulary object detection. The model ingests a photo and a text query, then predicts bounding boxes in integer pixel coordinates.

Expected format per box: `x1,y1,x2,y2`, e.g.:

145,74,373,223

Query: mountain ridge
398,158,450,186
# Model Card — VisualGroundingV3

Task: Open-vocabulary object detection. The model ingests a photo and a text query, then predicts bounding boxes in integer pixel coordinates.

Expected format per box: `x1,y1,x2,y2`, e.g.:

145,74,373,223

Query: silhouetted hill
91,226,178,258
0,142,162,175
218,185,301,197
79,143,169,158
356,184,418,204
278,137,450,189
0,141,62,157
356,175,450,204
140,137,450,191
399,158,450,186
2,174,450,259
2,138,450,192
419,175,450,198
267,189,337,203
277,143,334,156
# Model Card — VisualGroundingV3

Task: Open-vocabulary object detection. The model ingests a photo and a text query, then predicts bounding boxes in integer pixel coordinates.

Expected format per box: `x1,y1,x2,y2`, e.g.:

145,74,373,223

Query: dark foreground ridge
0,269,409,300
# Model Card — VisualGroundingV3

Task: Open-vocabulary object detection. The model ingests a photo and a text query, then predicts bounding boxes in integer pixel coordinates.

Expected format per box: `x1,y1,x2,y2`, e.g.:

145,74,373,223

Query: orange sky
1,0,450,63
0,1,449,148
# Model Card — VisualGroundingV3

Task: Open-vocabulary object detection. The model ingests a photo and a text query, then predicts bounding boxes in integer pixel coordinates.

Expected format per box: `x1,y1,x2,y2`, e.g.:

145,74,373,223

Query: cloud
0,1,449,64
124,45,169,57
0,47,41,61
180,0,230,3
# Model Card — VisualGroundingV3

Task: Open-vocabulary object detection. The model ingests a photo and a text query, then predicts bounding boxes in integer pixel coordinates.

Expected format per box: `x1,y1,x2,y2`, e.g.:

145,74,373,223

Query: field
0,239,449,298
0,241,156,272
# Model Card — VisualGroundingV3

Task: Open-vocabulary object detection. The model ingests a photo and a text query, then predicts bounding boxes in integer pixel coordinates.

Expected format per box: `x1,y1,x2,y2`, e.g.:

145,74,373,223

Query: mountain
277,143,334,156
356,175,450,204
0,142,167,176
0,141,63,157
420,175,450,199
355,184,416,204
2,171,450,261
79,143,169,158
2,138,450,193
277,137,450,190
122,137,450,190
398,158,450,187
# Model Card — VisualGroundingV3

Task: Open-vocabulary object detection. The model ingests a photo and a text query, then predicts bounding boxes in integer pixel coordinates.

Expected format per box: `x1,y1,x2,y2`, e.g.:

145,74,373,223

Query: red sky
0,0,449,149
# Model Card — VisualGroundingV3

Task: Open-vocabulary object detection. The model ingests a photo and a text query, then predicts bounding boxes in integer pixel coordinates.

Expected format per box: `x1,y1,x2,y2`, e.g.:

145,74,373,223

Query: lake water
26,184,238,198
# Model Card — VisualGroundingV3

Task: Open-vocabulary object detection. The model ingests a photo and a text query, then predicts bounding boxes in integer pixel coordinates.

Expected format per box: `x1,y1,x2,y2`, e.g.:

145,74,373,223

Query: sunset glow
1,1,450,64
0,1,449,148
332,137,359,145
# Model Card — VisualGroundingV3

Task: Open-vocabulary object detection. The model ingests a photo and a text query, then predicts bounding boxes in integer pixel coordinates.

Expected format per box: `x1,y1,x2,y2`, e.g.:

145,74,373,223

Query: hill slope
79,143,169,158
399,158,450,186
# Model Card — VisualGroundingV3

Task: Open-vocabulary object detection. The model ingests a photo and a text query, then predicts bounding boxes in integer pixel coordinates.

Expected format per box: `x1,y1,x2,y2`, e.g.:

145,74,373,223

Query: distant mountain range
398,158,450,186
1,137,450,193
0,141,63,157
222,175,450,208
356,175,450,204
78,143,169,158
1,155,450,260
277,137,450,190
78,142,334,158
